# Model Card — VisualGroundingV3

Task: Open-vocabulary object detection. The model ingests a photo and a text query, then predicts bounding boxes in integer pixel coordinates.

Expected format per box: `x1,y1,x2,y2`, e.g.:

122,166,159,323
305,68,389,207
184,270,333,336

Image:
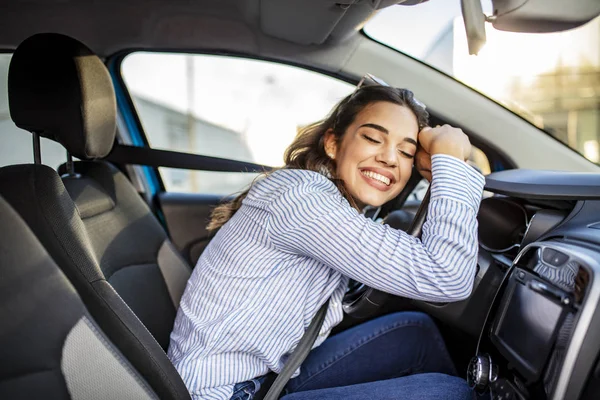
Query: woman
168,81,485,400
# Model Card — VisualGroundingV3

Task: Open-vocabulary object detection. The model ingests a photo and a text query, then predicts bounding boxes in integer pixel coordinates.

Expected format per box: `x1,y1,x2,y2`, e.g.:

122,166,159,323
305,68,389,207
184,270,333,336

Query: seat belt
106,144,269,172
257,300,330,400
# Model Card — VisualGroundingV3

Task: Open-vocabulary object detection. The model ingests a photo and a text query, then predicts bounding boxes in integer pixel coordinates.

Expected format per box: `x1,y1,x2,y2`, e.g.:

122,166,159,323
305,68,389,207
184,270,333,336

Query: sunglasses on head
354,73,427,111
356,73,390,89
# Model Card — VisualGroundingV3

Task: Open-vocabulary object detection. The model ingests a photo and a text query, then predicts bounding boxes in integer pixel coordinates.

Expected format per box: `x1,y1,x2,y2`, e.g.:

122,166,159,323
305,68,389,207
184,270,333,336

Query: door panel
158,192,225,265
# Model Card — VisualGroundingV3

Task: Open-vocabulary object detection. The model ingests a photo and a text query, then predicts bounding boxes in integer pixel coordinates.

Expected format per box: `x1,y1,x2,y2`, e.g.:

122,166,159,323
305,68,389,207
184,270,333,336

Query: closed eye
400,150,415,158
362,134,381,144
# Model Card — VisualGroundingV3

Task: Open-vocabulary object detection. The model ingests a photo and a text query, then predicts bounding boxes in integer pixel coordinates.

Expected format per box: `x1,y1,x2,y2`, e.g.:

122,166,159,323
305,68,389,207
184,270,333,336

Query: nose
375,144,397,167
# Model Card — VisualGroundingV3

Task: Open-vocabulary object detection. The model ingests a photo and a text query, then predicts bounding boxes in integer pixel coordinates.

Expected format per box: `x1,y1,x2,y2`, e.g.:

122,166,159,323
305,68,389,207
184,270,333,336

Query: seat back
0,195,158,400
59,159,191,348
1,33,191,400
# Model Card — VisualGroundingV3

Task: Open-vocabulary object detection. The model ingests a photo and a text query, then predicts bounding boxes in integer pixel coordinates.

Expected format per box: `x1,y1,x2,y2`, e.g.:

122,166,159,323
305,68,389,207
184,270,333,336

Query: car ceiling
0,0,409,60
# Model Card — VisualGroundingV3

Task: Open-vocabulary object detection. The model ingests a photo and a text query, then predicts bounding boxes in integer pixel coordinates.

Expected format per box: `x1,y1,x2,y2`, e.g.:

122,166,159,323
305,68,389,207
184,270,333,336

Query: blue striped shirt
168,154,485,399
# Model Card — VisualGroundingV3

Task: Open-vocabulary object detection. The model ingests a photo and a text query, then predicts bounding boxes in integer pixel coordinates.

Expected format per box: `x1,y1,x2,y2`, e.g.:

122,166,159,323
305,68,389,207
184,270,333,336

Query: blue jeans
231,311,473,400
230,376,269,400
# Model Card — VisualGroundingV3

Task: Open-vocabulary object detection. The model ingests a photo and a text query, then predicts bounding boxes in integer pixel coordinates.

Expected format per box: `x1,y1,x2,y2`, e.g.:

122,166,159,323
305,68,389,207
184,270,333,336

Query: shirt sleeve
267,155,486,302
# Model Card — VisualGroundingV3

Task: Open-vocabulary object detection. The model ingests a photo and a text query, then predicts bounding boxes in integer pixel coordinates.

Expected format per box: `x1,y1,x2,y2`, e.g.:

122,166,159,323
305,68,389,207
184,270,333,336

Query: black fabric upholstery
62,162,168,283
109,264,177,348
8,33,116,159
0,164,191,400
0,195,159,399
62,162,179,346
0,196,78,399
62,176,116,218
61,163,176,341
0,165,102,284
4,33,191,399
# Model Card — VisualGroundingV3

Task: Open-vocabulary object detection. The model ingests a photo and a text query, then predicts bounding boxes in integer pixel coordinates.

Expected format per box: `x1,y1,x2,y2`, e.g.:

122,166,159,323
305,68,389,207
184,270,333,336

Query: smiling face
324,101,419,208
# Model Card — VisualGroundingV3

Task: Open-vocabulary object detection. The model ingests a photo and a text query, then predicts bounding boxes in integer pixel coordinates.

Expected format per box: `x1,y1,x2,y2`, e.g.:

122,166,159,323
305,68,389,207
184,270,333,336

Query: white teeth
361,170,391,186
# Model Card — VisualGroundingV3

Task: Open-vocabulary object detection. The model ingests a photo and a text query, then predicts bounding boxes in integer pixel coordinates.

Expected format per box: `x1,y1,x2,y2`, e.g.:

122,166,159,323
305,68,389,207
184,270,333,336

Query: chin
356,194,387,208
350,185,399,209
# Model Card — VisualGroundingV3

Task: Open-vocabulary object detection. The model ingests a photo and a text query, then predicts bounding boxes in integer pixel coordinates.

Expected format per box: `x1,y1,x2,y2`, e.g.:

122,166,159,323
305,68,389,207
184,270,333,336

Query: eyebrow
359,123,418,146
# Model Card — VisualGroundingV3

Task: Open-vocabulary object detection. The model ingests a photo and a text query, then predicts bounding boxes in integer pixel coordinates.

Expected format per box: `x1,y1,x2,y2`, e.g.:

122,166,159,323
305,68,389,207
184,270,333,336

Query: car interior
1,1,600,400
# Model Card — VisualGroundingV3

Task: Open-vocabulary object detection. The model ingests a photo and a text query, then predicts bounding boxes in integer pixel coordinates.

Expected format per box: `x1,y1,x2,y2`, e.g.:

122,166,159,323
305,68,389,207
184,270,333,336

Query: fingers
417,126,435,154
415,146,432,182
417,124,471,161
419,168,432,182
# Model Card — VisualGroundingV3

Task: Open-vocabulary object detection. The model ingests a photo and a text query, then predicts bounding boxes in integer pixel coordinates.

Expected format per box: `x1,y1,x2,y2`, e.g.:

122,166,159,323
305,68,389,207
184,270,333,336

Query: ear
323,129,337,160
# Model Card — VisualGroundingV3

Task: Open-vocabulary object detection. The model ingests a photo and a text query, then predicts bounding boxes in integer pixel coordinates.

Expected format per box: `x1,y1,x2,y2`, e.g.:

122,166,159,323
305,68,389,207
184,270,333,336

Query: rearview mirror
490,0,600,33
461,0,600,55
461,0,487,55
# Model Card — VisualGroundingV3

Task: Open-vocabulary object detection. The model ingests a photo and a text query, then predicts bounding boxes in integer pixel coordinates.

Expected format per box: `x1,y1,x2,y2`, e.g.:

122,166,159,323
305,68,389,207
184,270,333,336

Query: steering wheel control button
467,354,496,391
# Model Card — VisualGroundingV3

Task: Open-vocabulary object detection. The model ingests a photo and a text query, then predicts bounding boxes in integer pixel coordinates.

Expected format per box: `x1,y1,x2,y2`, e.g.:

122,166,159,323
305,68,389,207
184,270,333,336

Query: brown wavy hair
207,85,429,232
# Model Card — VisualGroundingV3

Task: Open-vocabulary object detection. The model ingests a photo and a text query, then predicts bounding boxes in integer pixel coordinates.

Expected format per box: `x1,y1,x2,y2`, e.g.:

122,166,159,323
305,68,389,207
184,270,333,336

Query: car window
121,53,491,195
365,2,600,164
0,54,67,169
121,53,355,195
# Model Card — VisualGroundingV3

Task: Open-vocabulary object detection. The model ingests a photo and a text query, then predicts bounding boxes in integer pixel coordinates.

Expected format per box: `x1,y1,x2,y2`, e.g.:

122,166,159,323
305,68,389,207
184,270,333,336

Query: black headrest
8,33,116,159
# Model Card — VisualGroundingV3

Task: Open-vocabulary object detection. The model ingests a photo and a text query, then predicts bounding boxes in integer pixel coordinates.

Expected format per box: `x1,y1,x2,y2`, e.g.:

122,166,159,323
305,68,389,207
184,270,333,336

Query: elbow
434,263,477,302
415,278,474,303
440,248,478,302
444,286,473,302
431,285,473,303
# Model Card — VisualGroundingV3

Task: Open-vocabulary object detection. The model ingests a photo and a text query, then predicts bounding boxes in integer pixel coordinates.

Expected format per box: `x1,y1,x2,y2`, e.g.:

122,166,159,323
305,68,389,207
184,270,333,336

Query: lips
359,168,396,191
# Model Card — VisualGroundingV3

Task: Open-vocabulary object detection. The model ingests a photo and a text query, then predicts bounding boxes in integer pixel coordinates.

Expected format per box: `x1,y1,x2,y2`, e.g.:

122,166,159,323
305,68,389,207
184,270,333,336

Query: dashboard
415,169,600,400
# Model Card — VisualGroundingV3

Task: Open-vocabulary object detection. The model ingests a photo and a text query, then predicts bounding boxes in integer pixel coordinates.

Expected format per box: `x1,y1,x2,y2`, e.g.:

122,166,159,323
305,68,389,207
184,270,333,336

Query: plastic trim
107,60,161,197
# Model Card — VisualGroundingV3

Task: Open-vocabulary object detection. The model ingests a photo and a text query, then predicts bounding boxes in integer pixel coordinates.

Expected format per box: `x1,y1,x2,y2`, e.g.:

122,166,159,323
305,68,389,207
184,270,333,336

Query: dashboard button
542,248,569,266
468,354,497,391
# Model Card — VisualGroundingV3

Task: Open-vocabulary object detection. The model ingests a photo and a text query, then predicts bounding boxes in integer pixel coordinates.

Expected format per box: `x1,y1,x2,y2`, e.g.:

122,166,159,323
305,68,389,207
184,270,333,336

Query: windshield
365,1,600,164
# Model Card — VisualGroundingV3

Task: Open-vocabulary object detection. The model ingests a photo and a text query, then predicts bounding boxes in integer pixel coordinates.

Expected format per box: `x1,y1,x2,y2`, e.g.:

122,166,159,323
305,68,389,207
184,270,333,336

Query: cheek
402,157,415,174
335,142,365,176
394,158,415,190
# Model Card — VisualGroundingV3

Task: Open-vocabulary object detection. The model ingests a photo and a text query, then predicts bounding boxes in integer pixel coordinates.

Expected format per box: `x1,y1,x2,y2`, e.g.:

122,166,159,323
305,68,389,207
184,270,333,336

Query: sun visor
491,0,600,33
260,0,409,45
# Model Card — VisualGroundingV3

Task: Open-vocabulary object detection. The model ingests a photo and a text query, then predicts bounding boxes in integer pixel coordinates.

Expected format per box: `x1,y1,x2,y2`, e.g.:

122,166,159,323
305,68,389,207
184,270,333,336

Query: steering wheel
342,187,431,318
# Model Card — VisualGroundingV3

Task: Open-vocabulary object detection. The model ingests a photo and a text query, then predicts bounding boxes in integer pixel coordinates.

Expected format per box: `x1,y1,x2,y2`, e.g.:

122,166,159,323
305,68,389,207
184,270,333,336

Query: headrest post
66,151,75,176
61,151,81,179
32,132,41,165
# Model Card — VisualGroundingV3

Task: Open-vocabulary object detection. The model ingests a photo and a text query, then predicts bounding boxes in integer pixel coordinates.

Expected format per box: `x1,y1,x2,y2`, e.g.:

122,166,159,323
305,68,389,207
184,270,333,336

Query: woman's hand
415,124,472,181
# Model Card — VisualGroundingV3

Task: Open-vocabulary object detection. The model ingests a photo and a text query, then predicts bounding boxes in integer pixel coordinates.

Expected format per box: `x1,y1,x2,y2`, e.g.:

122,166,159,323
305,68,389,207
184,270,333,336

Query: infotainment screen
491,270,566,380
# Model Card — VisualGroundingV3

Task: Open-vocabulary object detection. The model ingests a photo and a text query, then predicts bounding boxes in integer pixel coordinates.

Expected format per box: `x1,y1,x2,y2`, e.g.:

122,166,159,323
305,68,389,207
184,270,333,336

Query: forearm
335,155,484,301
268,159,485,302
402,154,485,300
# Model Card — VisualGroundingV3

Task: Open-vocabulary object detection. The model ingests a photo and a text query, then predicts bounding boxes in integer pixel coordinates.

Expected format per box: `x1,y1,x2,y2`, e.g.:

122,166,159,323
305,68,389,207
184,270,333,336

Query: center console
468,241,599,400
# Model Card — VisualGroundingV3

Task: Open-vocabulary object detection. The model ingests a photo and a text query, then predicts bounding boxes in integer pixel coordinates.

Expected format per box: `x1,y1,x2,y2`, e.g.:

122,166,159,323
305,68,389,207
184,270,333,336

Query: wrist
431,142,466,160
